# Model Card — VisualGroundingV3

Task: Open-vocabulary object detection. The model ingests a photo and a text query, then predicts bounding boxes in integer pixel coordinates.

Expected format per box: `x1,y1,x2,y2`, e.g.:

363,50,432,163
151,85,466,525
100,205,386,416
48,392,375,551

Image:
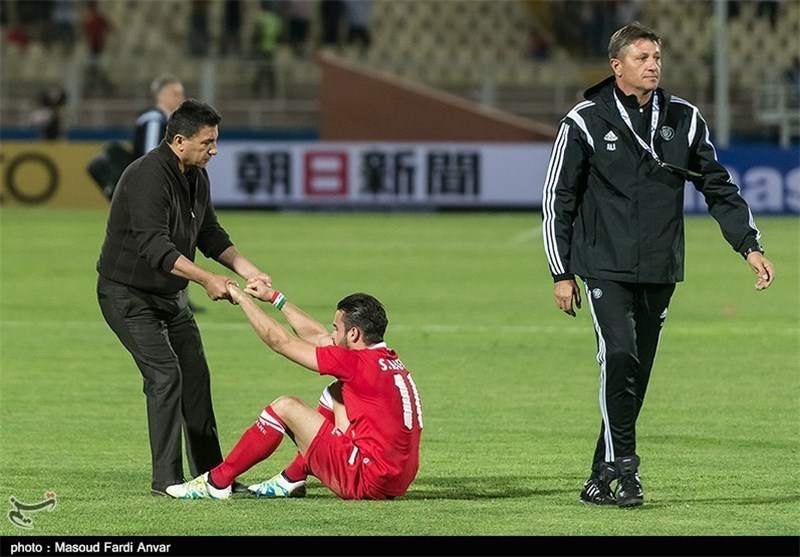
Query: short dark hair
165,99,221,143
608,22,661,60
150,74,181,98
337,293,388,345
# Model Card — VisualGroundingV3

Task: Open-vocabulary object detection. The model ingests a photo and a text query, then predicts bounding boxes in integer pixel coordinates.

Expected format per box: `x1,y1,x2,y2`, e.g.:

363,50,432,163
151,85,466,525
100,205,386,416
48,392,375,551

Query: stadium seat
1,0,797,135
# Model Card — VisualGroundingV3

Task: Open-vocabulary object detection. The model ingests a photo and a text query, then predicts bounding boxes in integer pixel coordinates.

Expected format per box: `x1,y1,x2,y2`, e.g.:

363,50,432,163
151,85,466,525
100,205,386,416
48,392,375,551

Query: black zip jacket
542,76,761,284
97,141,233,294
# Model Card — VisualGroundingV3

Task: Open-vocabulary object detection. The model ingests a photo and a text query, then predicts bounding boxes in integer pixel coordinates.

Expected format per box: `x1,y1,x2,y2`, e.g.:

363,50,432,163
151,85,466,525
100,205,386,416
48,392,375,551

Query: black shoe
614,455,644,508
151,479,185,497
231,481,249,494
579,462,617,505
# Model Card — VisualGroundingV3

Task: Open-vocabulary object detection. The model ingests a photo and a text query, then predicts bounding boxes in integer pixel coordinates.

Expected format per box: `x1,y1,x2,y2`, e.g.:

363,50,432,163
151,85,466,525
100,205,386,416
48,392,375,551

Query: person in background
252,1,282,98
285,0,313,58
319,0,344,47
132,75,186,160
784,55,800,109
82,0,115,96
541,22,774,508
4,19,30,50
50,0,78,54
219,0,242,58
756,0,781,30
188,0,210,58
526,26,551,61
344,0,371,54
30,86,67,140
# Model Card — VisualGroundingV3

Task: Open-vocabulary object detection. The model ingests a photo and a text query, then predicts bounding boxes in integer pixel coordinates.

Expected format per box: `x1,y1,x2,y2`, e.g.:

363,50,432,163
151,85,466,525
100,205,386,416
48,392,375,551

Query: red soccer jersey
315,343,423,496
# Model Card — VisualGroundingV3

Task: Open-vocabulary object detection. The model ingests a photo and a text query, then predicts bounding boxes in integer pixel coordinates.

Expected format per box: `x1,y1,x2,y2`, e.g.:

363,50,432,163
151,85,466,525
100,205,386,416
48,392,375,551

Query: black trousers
582,278,675,468
97,276,223,489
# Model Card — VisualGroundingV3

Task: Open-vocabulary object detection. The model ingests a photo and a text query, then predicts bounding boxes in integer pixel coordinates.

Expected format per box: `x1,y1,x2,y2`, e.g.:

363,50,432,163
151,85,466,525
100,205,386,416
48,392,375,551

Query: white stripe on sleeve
542,123,570,276
143,119,162,153
565,101,595,151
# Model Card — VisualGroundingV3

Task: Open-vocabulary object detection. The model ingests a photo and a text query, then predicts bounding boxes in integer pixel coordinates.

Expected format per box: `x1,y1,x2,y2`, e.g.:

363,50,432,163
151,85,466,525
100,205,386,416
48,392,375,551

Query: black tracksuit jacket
131,106,168,160
97,141,233,294
542,76,761,284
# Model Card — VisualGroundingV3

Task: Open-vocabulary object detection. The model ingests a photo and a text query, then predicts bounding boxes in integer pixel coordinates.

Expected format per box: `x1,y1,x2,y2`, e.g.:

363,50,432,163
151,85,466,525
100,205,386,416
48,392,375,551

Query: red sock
210,406,286,488
283,452,306,483
283,396,334,483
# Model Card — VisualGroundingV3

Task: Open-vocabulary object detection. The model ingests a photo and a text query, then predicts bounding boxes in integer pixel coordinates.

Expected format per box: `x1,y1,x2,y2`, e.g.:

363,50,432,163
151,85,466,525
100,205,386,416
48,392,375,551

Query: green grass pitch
0,208,797,538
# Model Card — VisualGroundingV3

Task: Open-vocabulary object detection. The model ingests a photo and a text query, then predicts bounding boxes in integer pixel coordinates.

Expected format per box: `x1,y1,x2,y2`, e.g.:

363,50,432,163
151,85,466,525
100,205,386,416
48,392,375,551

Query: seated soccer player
165,282,423,501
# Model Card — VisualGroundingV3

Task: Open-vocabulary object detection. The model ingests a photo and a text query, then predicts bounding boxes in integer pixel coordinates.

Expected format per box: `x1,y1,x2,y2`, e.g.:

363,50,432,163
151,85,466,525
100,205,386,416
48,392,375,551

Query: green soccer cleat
165,472,231,500
248,473,306,498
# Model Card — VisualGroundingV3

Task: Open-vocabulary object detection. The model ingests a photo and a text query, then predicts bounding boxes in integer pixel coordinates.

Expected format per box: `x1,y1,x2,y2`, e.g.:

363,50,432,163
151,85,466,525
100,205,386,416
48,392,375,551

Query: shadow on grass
81,468,583,502
401,474,571,500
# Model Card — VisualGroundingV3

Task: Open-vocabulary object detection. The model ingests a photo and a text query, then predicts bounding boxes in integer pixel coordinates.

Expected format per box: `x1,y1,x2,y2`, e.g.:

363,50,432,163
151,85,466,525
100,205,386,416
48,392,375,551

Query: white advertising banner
207,142,552,208
207,141,800,213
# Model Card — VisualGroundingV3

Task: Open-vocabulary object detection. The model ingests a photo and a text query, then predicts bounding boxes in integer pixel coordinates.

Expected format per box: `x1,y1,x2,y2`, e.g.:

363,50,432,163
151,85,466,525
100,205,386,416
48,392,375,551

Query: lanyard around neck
613,90,661,163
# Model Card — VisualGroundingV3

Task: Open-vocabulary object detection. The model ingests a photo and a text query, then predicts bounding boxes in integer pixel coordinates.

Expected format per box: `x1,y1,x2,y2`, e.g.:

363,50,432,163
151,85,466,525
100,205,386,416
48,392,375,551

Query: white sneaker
165,472,231,500
248,473,306,498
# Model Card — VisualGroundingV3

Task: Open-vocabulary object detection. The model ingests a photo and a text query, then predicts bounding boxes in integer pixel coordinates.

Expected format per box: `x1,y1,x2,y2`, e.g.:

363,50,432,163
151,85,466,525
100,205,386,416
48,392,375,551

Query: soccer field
0,209,797,542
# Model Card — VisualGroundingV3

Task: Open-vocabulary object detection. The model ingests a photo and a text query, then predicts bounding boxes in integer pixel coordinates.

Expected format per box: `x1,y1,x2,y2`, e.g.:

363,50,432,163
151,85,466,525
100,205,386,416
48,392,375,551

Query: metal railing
754,84,800,148
1,53,584,131
1,53,787,143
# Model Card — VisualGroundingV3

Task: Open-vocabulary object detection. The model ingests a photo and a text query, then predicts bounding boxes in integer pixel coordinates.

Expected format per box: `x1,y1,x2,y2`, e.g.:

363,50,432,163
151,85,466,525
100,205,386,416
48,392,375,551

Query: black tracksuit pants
582,278,675,468
97,275,223,490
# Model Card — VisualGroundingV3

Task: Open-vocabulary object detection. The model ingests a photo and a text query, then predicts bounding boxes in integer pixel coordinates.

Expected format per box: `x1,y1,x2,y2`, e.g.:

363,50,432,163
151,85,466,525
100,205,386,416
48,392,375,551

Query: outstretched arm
227,283,320,371
244,279,331,346
216,245,272,287
171,254,237,302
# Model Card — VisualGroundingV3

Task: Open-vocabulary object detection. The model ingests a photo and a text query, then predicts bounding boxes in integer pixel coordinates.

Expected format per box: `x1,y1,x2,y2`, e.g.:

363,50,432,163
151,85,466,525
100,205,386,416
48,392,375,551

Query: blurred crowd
1,1,661,69
1,0,795,141
0,0,374,61
2,1,791,66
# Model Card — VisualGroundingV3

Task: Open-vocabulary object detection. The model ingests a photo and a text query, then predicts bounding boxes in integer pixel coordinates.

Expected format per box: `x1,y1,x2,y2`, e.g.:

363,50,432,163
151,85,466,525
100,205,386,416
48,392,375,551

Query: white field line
508,227,542,245
1,319,798,336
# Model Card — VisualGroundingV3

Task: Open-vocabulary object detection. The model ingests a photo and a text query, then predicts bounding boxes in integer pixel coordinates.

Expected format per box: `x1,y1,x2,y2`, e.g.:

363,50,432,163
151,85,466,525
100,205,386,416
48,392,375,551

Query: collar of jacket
614,86,649,109
156,140,180,167
155,140,198,186
583,75,670,126
156,139,198,178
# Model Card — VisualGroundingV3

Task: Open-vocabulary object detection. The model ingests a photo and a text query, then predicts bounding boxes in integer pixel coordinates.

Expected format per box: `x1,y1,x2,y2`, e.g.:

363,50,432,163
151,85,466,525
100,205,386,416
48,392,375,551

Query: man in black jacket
130,75,208,313
541,23,774,508
97,99,270,496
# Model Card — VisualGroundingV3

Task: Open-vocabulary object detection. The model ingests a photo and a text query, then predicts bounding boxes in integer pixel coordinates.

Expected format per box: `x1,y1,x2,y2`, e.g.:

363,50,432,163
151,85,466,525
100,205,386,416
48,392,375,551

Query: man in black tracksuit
97,99,271,495
541,23,775,507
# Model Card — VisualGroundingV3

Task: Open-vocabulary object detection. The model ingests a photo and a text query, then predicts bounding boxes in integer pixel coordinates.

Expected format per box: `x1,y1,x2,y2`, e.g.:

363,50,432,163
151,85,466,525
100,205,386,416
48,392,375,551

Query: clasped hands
226,276,275,305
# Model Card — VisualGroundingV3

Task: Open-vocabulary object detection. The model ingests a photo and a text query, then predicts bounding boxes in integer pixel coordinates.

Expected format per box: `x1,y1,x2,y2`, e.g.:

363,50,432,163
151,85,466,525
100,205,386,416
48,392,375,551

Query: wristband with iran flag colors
269,290,286,310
